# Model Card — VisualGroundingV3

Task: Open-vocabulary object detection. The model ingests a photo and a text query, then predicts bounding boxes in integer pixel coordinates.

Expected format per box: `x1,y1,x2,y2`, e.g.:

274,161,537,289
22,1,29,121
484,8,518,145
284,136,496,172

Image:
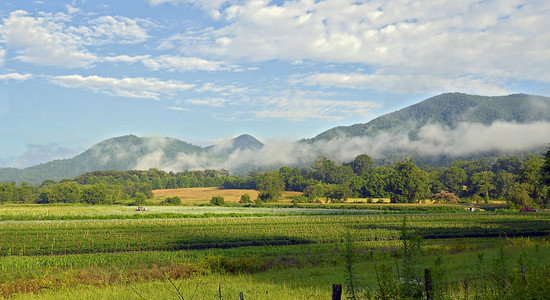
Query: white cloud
103,55,236,72
76,15,151,45
167,106,190,111
0,73,33,81
162,0,550,95
141,55,235,72
3,10,152,68
103,55,152,64
4,10,97,67
0,47,5,66
254,92,381,121
132,121,550,173
296,72,509,95
50,74,194,100
187,97,227,107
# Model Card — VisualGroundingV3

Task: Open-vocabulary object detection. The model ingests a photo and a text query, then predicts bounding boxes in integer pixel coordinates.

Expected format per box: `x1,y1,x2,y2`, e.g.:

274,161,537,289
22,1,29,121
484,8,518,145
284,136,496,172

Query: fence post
332,284,342,300
425,268,432,300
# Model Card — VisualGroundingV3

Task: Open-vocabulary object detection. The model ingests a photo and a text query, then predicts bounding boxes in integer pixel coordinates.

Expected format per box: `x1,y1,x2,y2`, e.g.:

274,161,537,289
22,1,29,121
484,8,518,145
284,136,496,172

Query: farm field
0,190,549,299
152,187,302,204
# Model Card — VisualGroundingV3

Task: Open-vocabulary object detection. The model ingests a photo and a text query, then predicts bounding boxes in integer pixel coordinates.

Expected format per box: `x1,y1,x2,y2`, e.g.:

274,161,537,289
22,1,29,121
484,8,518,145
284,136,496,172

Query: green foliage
343,230,358,300
471,171,495,203
399,217,424,298
210,196,225,206
239,193,252,203
257,171,285,201
387,157,430,203
162,196,181,205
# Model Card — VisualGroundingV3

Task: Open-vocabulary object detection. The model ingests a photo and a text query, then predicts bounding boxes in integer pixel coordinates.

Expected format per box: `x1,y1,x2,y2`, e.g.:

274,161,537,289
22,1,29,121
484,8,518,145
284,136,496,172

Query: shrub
239,193,252,204
210,196,225,206
162,196,181,205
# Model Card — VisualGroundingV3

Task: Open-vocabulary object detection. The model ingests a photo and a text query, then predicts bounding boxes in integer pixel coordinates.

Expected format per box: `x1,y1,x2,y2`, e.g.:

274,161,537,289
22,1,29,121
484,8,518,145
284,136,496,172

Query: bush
239,193,252,203
210,196,225,206
162,196,181,205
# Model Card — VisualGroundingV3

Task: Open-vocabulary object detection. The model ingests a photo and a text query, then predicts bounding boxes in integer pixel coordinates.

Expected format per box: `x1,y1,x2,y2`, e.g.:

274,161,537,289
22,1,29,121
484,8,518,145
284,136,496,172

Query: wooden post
332,284,342,300
425,268,432,300
239,291,244,300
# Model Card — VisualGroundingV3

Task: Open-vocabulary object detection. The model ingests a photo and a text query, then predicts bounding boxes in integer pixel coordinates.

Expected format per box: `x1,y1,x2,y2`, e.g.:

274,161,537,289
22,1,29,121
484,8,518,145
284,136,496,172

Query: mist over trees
1,144,549,207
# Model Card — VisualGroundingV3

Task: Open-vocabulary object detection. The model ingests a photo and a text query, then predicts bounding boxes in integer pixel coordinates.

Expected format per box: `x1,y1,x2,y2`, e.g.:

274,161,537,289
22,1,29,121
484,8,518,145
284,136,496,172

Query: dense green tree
519,154,545,204
492,156,522,174
438,165,467,195
362,168,389,198
349,176,366,197
0,183,15,203
494,171,516,200
471,171,495,203
387,158,430,203
257,171,285,201
542,144,550,186
303,184,325,199
348,154,374,177
81,184,109,205
325,184,352,203
509,183,533,207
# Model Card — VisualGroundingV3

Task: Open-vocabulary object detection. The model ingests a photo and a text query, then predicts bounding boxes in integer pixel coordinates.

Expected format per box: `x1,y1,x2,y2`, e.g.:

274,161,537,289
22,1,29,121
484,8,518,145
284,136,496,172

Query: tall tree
471,171,495,203
387,157,430,203
257,171,285,201
542,143,550,186
438,165,467,195
348,154,374,178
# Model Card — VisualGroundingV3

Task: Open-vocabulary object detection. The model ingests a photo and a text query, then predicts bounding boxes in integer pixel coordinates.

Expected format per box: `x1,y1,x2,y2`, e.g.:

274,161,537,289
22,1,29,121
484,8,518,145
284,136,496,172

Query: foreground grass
6,239,549,299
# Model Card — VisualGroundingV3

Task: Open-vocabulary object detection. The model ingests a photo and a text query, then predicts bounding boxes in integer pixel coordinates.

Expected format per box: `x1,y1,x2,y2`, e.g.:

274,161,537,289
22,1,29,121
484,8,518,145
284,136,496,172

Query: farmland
0,189,549,299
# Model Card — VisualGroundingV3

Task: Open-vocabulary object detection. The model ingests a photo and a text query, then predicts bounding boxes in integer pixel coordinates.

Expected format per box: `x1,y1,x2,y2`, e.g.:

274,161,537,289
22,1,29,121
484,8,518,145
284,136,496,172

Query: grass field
152,187,302,204
1,188,549,299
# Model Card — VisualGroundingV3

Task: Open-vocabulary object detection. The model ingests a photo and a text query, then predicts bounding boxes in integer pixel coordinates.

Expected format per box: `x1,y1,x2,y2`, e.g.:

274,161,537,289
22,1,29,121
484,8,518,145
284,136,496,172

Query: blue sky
1,0,549,168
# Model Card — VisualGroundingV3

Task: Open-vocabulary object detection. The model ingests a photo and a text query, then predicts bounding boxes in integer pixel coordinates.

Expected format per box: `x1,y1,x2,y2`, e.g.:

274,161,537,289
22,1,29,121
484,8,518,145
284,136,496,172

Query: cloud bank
131,121,550,173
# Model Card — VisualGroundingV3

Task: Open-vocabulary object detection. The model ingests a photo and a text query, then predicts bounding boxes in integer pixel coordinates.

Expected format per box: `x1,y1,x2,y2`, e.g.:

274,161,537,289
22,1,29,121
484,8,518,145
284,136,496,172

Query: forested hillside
1,93,550,185
2,145,549,209
308,93,550,141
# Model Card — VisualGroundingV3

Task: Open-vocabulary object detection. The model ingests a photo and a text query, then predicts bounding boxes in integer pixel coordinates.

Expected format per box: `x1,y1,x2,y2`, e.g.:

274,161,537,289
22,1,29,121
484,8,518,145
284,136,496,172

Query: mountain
0,134,263,185
308,93,550,141
2,93,550,185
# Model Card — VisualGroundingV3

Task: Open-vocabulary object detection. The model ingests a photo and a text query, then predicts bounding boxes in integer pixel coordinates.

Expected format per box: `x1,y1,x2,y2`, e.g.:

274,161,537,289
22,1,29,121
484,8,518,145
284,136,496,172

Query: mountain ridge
2,92,550,184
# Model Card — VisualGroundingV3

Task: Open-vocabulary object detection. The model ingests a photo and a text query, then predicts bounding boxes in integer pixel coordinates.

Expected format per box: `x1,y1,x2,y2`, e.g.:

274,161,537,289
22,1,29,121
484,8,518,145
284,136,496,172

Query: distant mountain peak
232,134,264,150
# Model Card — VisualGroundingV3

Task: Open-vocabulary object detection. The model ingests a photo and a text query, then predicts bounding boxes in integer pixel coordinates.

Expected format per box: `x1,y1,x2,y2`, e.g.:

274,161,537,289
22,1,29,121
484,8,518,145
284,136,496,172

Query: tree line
1,144,549,207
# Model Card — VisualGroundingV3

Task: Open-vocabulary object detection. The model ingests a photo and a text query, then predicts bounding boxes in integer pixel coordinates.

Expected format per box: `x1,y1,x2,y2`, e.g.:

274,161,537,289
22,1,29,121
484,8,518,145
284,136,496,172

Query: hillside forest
1,144,549,208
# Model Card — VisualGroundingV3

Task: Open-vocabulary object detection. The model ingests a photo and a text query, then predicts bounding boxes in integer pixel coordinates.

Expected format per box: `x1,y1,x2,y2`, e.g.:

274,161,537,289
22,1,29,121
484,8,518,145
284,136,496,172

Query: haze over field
1,0,550,169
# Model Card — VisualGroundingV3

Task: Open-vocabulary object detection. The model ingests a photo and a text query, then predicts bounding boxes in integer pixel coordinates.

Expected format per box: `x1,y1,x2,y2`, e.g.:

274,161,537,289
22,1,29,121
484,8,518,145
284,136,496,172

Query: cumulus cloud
0,73,32,81
158,0,550,95
50,74,194,100
75,15,151,45
131,121,550,173
4,10,97,67
2,10,152,67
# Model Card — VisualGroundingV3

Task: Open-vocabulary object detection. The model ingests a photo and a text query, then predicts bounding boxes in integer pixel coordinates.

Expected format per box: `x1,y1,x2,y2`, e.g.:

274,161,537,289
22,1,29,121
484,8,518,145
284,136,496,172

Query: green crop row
0,213,548,256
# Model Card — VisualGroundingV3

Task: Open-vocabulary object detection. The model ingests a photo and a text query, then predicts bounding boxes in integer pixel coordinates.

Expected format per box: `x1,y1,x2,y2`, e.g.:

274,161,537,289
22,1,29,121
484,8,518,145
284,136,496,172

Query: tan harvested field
152,187,302,204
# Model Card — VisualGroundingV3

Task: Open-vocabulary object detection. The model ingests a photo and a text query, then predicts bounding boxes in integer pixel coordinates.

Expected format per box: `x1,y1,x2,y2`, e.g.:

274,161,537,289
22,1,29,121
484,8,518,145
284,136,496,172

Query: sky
1,0,549,169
